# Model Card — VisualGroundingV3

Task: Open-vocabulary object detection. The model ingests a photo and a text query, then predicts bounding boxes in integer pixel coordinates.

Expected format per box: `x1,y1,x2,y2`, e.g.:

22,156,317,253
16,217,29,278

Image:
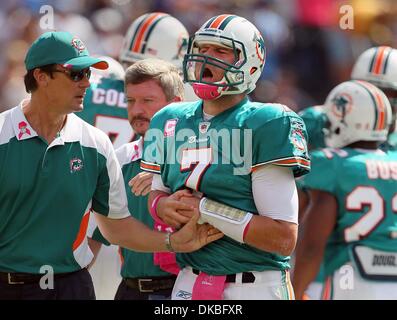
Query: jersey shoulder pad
244,103,298,129
150,101,200,129
248,104,310,177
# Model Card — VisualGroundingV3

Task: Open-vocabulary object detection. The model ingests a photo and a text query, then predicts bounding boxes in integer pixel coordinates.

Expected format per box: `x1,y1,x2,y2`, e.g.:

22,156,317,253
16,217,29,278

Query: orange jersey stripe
132,13,164,53
251,158,310,172
274,158,310,166
373,46,388,74
141,162,161,172
72,211,90,251
209,14,229,29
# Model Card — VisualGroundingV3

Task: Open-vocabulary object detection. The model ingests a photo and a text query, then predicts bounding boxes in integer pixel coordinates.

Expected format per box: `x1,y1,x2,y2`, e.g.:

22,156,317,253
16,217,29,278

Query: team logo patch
164,119,178,137
175,290,192,300
71,37,86,53
18,121,31,139
70,158,84,173
254,33,265,65
199,121,211,134
331,93,352,123
291,130,307,153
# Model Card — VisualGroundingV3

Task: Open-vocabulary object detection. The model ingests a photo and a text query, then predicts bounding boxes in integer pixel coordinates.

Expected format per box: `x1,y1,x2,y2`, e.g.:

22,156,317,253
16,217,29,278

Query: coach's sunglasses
53,67,91,82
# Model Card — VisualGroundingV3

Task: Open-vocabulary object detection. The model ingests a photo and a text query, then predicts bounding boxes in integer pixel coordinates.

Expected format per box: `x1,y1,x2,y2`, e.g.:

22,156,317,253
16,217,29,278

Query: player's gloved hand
157,190,196,229
129,172,153,196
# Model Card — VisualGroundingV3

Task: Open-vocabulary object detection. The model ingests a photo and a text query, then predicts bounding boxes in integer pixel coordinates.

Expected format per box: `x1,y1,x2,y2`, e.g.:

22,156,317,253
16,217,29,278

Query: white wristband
199,197,253,243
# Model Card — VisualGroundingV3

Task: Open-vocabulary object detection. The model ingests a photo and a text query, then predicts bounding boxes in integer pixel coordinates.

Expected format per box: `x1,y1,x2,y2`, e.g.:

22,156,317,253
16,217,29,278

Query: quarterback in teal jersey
293,80,397,300
141,14,310,300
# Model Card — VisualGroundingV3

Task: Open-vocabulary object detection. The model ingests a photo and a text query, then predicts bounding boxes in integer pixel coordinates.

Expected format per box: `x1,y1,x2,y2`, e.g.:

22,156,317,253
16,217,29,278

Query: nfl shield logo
199,122,210,134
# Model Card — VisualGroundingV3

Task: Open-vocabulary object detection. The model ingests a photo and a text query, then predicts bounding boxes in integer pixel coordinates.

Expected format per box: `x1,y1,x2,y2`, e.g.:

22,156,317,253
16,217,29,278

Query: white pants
89,245,122,300
305,281,323,300
172,267,295,300
322,262,397,300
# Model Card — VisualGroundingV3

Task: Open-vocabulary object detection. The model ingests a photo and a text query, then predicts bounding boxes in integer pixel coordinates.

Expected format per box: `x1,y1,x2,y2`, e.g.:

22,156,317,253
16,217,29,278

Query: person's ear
33,68,50,88
171,96,182,103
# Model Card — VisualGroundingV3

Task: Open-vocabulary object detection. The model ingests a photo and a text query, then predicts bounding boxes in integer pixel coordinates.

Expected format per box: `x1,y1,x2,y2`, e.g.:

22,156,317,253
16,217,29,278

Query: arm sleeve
252,165,298,224
151,173,171,193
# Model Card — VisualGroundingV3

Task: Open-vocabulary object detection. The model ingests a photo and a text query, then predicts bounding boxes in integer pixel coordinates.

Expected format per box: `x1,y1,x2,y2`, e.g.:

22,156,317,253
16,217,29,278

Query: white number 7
181,147,212,191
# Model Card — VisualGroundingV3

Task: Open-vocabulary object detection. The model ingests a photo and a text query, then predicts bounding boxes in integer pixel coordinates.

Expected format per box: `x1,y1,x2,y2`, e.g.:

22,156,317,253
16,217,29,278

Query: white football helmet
119,12,189,69
351,46,397,90
183,14,266,100
351,46,397,132
323,80,392,148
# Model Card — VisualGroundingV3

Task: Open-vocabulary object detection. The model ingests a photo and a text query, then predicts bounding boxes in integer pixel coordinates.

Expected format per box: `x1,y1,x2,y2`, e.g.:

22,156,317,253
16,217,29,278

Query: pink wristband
150,194,168,224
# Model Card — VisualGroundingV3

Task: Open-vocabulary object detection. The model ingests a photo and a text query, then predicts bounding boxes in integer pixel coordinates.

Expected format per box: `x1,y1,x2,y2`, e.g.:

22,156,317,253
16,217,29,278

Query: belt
192,269,256,283
124,276,177,293
0,269,82,285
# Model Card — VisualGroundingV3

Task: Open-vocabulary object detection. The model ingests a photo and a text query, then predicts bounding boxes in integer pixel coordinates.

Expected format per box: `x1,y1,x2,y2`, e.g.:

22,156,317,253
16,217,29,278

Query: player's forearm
148,190,169,220
292,242,325,299
243,215,297,256
198,197,297,255
94,213,169,252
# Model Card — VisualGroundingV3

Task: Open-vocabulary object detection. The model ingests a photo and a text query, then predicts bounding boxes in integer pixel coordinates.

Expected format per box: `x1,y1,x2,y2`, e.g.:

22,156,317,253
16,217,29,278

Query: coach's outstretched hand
170,213,223,252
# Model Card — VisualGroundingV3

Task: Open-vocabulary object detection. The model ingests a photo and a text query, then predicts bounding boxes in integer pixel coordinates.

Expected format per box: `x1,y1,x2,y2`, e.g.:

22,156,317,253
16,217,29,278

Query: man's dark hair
24,64,56,93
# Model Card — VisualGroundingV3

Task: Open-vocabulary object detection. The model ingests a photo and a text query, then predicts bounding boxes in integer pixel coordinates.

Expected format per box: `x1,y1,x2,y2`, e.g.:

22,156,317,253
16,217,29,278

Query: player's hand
157,190,196,228
129,172,153,196
170,212,224,252
177,194,202,218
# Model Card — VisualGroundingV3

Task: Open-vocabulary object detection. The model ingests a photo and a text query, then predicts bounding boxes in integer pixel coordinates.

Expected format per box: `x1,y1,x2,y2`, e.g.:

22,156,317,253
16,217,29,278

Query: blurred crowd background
1,0,396,112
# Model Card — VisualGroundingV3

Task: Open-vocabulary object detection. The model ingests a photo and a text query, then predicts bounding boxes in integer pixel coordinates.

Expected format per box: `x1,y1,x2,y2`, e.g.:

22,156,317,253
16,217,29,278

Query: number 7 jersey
300,148,397,276
141,98,310,275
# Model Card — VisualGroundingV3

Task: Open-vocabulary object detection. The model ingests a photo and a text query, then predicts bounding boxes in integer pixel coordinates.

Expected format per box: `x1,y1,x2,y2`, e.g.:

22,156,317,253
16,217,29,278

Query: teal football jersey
77,77,134,149
142,98,310,275
300,148,397,276
298,106,327,150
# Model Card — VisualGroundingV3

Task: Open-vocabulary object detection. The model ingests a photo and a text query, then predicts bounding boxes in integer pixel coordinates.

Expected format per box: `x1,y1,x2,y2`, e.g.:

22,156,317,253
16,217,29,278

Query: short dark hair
24,64,56,93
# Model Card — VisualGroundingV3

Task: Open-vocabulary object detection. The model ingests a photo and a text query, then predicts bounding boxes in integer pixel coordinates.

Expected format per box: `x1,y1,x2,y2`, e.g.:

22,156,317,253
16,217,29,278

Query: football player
141,14,310,300
292,80,397,299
